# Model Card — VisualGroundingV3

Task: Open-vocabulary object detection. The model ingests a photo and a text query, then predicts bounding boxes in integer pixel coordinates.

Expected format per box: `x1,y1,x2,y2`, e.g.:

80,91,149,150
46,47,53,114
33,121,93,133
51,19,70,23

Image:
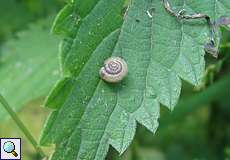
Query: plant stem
0,93,46,158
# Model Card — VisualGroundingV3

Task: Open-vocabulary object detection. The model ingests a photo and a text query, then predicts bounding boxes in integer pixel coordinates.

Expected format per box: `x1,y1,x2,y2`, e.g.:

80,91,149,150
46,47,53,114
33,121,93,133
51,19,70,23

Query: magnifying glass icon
3,141,18,157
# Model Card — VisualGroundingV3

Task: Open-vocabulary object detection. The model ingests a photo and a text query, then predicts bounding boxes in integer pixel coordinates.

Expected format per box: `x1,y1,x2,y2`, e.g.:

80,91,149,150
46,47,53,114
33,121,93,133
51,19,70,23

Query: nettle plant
1,0,230,160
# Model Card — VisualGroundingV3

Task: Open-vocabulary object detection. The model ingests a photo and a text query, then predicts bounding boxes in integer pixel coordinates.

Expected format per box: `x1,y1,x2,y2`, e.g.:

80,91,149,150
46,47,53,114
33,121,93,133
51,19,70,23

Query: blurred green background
0,0,230,160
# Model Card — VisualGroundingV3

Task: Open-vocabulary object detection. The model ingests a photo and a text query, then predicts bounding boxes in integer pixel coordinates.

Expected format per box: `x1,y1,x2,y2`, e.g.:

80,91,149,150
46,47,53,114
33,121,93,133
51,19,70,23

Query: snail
99,57,128,83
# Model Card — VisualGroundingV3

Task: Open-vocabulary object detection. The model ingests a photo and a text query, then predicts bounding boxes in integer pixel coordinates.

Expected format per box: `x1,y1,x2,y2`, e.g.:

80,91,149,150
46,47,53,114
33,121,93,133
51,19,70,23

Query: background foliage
0,0,230,160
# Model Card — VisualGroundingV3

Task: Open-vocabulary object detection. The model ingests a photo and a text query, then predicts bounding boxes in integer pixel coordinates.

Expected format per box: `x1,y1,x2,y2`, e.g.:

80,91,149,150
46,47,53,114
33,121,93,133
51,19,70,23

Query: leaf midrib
51,30,121,158
63,1,121,77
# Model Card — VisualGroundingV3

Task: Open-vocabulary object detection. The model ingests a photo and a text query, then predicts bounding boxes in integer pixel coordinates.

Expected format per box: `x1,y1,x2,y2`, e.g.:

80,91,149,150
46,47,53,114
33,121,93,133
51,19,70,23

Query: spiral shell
100,57,128,83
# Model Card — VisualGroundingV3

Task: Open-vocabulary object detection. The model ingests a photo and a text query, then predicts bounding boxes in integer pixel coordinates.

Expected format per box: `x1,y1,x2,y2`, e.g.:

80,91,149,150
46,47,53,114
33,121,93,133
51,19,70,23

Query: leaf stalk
0,93,47,158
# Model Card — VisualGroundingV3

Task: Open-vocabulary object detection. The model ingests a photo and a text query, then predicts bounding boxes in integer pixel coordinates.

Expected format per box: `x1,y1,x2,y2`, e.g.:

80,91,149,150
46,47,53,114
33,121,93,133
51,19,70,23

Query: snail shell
100,57,128,83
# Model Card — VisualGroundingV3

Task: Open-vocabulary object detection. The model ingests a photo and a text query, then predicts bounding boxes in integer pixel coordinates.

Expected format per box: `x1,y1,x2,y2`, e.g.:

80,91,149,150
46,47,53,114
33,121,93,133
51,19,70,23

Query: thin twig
162,0,212,30
162,0,210,20
162,0,218,57
0,93,47,158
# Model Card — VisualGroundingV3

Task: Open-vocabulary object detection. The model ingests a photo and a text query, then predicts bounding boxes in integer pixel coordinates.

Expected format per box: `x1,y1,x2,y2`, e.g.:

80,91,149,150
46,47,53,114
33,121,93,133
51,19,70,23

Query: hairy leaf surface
40,0,230,159
0,19,60,120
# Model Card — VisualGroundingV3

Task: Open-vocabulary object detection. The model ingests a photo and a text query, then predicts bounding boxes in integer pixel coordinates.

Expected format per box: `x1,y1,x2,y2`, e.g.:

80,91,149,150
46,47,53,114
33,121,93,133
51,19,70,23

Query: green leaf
0,18,60,120
41,0,230,159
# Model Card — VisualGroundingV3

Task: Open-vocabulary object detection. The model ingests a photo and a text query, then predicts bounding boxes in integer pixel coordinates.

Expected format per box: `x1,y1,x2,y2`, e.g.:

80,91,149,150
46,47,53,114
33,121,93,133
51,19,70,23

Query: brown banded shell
100,57,128,83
